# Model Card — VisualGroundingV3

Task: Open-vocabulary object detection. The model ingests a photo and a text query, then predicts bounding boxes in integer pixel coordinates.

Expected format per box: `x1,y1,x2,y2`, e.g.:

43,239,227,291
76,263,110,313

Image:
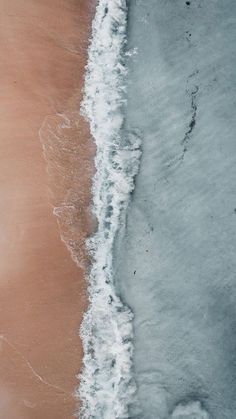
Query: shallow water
114,0,236,418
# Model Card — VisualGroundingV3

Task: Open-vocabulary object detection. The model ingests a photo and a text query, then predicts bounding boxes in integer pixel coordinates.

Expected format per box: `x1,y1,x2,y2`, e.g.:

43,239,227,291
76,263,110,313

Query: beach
0,0,95,418
2,1,236,418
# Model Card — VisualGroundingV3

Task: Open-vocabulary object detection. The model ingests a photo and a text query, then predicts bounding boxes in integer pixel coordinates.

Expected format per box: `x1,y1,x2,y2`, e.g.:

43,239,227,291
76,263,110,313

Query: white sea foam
77,1,141,418
171,401,209,419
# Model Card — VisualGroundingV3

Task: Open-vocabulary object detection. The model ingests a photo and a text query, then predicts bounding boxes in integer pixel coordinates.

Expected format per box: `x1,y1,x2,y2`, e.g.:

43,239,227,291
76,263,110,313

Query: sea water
115,0,236,418
80,0,236,418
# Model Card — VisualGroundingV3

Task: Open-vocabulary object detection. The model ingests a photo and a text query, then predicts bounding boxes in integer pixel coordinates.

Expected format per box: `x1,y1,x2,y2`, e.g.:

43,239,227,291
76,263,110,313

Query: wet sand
0,0,95,418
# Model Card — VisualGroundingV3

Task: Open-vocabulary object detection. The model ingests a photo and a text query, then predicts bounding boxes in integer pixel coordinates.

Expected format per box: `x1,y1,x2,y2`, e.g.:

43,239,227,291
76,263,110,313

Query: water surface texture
114,0,236,418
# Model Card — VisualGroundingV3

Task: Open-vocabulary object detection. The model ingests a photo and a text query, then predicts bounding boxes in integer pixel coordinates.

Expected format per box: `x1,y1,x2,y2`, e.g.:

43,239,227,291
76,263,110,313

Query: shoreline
78,1,141,416
0,1,96,418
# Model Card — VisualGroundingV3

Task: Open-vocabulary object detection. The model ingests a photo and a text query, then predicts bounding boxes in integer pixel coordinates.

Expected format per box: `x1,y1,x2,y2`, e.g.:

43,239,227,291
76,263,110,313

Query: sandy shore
0,1,95,418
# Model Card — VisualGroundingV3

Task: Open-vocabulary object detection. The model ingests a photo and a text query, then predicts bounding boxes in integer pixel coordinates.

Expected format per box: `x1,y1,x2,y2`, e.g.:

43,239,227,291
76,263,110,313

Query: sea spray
78,0,141,418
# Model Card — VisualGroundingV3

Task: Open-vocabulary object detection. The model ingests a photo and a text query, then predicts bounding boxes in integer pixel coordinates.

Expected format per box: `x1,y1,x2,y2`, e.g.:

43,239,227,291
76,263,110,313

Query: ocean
79,0,236,418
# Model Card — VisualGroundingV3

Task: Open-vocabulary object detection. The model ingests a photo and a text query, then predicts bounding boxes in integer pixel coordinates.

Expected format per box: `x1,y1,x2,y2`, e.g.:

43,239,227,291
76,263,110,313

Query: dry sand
0,0,96,418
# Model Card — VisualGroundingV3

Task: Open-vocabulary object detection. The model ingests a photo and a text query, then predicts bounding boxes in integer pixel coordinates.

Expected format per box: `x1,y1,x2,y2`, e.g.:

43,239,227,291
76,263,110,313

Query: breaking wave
77,0,142,418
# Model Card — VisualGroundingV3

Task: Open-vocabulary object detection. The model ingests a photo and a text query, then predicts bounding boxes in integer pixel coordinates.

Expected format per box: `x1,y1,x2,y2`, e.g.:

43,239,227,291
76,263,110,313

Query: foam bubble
171,401,209,419
77,1,141,418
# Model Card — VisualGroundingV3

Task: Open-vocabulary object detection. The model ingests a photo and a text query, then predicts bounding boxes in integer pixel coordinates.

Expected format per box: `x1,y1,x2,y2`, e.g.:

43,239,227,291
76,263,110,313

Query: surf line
77,1,142,418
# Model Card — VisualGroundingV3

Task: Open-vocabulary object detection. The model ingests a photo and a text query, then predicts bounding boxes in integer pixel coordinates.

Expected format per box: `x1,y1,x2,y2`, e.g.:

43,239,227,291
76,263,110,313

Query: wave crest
77,1,141,418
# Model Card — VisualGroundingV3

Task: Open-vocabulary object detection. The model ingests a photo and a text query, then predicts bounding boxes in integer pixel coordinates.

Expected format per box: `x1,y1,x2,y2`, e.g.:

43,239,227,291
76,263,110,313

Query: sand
0,0,96,418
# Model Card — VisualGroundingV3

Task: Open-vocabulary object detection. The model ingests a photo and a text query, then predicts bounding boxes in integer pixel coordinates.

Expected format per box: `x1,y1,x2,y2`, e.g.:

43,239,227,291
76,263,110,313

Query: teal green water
115,1,236,417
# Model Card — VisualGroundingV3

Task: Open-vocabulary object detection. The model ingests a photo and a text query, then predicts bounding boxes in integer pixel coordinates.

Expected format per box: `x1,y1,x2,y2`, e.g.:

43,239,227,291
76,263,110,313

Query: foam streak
78,1,141,417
